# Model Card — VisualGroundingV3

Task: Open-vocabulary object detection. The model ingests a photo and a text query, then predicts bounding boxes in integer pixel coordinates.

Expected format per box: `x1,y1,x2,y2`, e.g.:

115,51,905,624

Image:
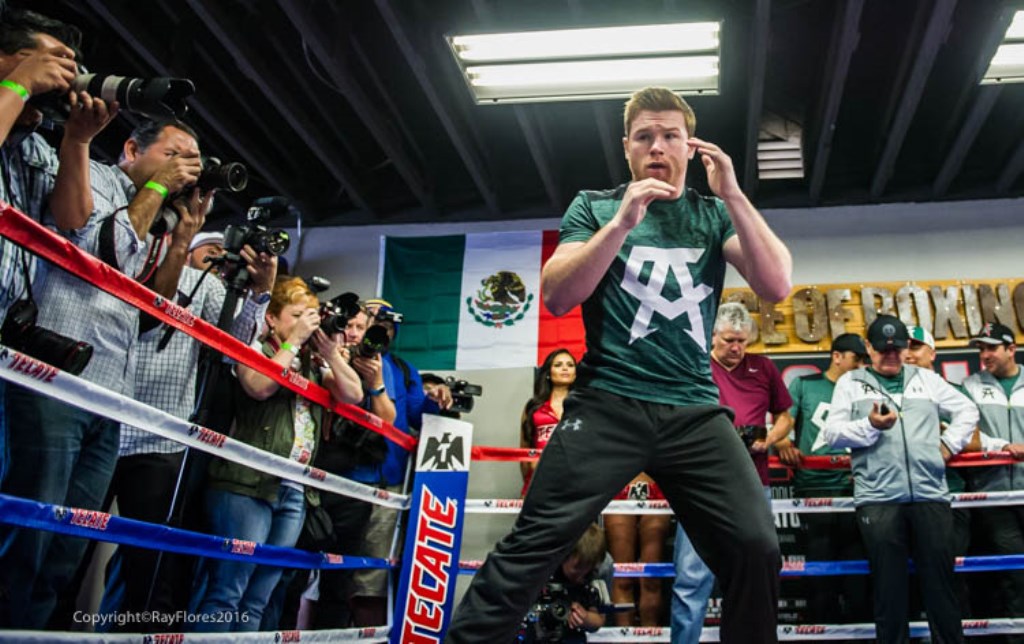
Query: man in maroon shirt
671,302,791,644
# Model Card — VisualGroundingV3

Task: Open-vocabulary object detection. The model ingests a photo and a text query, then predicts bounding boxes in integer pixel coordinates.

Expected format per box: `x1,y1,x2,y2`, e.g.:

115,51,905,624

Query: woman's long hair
520,348,576,447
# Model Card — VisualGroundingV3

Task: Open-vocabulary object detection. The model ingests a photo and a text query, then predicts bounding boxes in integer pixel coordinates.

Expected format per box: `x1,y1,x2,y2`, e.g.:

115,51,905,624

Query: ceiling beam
277,0,434,211
183,0,371,214
997,139,1024,194
192,47,306,178
869,0,956,198
514,106,563,213
375,0,501,215
593,105,624,186
808,0,863,204
932,85,1001,197
265,31,365,168
79,0,294,203
471,0,561,212
742,0,771,196
565,0,622,187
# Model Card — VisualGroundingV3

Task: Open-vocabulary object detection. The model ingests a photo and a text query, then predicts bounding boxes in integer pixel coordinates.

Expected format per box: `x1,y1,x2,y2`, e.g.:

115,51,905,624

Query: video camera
517,579,609,644
446,376,482,414
32,70,194,122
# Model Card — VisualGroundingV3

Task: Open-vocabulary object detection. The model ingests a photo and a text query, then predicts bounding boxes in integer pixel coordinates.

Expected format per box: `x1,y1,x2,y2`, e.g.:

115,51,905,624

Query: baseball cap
908,326,935,349
188,231,225,252
866,314,909,351
830,333,868,358
969,322,1017,347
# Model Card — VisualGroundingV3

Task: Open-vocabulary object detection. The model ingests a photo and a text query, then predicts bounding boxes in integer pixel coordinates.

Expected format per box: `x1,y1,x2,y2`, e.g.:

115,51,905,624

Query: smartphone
879,403,890,415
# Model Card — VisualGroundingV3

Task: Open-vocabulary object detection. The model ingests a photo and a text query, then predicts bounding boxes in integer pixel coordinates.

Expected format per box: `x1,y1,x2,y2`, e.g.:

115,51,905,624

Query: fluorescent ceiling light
448,22,721,104
982,10,1024,84
451,23,719,62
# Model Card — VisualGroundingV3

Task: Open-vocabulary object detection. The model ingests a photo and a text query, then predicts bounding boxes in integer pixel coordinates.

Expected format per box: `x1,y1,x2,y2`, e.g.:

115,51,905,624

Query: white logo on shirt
620,246,714,349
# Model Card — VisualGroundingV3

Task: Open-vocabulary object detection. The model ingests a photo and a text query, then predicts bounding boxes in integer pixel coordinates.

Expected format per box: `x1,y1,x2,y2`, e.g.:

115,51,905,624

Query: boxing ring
0,203,1023,643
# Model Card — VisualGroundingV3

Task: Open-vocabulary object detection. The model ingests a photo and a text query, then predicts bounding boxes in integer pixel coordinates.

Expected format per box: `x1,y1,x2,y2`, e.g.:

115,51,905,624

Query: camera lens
197,159,248,193
71,74,195,120
253,230,290,256
357,325,390,358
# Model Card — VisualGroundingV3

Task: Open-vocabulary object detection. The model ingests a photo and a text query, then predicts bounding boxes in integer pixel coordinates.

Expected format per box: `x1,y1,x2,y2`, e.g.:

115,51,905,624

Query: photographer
304,299,397,629
193,277,361,632
350,299,452,625
0,7,112,486
519,523,612,643
0,9,162,629
97,225,276,630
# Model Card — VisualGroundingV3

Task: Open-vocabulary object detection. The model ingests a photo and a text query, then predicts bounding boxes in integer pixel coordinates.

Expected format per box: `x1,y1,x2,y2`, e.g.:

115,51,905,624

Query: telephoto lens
71,74,194,120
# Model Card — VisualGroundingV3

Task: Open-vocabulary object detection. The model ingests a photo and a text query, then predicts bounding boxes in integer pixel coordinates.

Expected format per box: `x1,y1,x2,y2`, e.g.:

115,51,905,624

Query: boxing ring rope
2,203,1023,642
0,204,415,452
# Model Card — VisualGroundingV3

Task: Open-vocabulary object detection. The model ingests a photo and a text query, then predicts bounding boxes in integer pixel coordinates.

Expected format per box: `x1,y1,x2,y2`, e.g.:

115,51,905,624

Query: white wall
285,196,1024,605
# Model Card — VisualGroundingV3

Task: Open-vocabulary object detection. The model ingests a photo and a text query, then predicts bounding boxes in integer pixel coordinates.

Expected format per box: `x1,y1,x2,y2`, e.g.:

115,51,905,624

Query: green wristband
280,341,298,354
0,80,29,102
143,180,169,199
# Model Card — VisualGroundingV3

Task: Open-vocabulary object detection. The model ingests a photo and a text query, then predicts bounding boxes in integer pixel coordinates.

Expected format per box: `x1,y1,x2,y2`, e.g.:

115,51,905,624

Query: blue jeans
0,385,119,628
194,485,305,632
671,486,773,644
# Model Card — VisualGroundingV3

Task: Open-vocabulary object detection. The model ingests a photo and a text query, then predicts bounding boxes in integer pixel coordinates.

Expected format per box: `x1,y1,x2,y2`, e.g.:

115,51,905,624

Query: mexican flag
378,230,585,370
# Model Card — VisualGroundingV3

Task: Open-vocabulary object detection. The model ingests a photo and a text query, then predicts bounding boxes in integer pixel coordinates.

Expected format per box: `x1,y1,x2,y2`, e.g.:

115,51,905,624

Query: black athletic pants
446,386,780,643
856,502,962,644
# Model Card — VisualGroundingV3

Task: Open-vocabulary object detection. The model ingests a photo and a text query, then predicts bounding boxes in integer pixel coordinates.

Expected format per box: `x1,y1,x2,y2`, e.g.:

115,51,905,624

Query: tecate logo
401,487,458,643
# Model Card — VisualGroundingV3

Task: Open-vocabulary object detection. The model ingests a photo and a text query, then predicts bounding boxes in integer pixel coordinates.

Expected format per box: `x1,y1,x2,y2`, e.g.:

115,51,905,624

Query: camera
305,276,331,294
1,299,93,375
319,292,361,336
197,157,248,193
736,424,767,450
356,324,390,358
445,376,482,414
222,197,291,258
517,580,607,643
31,71,194,122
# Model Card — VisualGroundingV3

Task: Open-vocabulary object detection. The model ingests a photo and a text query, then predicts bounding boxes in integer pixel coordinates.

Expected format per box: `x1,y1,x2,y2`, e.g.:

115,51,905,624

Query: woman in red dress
519,348,576,496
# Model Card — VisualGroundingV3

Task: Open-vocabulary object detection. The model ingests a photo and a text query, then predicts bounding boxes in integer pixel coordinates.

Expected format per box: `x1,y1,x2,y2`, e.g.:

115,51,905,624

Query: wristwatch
252,290,271,305
368,385,386,397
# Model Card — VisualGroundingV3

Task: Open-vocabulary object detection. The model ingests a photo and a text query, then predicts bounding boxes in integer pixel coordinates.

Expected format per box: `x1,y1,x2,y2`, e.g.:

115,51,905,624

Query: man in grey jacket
961,322,1024,632
823,314,977,644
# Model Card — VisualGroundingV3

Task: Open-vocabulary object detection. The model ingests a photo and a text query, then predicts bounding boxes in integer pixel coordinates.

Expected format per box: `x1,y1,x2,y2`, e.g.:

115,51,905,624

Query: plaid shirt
0,132,59,322
34,164,146,394
119,266,268,456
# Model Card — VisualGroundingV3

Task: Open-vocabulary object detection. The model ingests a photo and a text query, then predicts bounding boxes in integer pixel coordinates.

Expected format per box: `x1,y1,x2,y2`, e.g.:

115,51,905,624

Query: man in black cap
823,314,978,644
961,322,1024,628
770,332,870,628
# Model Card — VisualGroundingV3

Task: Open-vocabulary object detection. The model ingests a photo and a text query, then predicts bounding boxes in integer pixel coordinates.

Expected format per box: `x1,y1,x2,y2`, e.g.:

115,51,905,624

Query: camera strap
97,211,164,285
98,211,169,336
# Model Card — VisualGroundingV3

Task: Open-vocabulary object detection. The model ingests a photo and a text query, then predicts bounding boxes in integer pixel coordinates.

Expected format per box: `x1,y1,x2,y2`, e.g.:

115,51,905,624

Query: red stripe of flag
537,230,587,365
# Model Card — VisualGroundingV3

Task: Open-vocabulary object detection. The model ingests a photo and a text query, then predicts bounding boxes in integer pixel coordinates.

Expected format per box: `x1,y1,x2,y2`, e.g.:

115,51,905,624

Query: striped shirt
33,163,146,394
119,266,267,456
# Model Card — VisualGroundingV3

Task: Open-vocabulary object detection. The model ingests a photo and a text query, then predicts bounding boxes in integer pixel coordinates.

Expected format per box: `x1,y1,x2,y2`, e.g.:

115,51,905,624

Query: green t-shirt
559,186,735,405
1000,375,1018,400
788,373,852,494
868,367,905,395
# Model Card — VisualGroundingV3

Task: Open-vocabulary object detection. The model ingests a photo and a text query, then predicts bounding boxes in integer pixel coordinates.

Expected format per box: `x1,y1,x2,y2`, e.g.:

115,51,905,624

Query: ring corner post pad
391,413,474,644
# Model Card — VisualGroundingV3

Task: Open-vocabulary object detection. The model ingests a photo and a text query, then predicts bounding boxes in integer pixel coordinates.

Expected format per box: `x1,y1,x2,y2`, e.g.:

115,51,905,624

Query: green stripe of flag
381,235,465,370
